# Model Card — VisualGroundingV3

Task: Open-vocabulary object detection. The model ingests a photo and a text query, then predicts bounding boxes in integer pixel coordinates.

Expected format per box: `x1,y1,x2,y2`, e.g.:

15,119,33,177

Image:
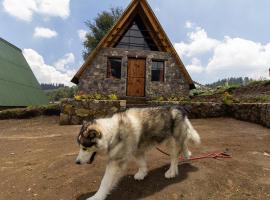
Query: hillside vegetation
191,80,270,104
205,77,253,88
44,86,78,102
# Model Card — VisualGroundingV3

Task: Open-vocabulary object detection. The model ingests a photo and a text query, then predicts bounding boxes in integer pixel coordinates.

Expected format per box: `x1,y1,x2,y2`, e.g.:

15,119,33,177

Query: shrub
94,93,103,100
153,96,165,101
108,94,118,100
223,92,234,105
74,93,119,101
167,96,178,101
224,85,241,93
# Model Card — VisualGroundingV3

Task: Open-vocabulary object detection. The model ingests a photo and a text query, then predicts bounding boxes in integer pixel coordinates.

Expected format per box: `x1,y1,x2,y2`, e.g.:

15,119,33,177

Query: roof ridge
0,37,22,52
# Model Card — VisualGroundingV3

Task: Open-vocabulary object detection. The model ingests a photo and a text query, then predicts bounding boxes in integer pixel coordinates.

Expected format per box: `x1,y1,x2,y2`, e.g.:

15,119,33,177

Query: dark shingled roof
0,38,48,107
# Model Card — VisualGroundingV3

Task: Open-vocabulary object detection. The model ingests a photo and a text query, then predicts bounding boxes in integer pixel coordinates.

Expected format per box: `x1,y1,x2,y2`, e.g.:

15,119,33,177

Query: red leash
156,147,232,162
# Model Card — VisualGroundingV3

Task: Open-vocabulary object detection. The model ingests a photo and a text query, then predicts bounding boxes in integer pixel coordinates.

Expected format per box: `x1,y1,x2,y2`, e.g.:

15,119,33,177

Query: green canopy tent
0,38,48,108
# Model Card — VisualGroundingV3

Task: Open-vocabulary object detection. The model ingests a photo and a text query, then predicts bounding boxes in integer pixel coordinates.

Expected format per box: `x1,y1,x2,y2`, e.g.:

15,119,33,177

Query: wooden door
127,58,146,97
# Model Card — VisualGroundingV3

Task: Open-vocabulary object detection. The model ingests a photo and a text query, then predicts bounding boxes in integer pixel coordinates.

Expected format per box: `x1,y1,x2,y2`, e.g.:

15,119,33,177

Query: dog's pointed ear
82,120,88,127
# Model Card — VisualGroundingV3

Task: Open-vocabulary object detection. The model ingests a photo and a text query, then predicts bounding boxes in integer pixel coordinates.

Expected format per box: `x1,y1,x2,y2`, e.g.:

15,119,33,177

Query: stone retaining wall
149,101,228,119
60,99,269,128
149,101,269,128
60,99,126,125
1,100,267,128
229,103,270,128
0,104,60,120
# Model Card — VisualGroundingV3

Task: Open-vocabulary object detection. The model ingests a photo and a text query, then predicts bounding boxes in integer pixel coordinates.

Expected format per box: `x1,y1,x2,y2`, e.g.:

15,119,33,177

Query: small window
107,58,122,79
151,60,165,82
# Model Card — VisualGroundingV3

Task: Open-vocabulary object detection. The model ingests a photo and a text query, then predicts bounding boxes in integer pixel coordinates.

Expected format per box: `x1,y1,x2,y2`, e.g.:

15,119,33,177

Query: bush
153,96,165,101
108,94,118,100
223,92,234,105
74,93,119,101
167,96,178,101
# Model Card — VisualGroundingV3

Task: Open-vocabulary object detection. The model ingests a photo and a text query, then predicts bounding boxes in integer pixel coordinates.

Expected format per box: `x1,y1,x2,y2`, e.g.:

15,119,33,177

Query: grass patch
240,95,270,103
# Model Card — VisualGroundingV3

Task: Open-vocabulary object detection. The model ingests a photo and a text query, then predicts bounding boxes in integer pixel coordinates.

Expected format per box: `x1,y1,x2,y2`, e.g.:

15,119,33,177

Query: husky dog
76,107,200,200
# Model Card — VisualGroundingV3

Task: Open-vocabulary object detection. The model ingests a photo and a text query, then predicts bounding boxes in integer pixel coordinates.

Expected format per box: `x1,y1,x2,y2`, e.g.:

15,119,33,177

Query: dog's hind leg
182,142,192,160
165,138,180,179
134,153,148,181
87,160,126,200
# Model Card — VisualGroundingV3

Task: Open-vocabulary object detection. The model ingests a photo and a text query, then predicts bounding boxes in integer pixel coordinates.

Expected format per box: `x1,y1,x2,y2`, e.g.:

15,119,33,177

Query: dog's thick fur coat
76,107,200,200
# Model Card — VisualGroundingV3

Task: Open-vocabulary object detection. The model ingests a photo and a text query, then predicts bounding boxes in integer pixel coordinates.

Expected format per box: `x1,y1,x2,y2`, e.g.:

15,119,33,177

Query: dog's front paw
134,170,148,180
165,168,178,179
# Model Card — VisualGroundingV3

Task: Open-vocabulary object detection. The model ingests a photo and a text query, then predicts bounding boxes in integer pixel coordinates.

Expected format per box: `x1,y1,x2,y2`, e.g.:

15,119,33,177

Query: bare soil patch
0,116,269,200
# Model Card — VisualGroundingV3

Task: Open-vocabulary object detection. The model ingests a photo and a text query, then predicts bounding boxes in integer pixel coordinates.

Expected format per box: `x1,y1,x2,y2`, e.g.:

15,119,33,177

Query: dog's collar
81,146,92,152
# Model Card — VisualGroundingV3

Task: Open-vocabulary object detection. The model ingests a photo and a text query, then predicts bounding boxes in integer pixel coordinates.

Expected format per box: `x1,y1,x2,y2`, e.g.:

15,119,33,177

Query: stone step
125,97,148,103
125,98,147,104
126,103,149,108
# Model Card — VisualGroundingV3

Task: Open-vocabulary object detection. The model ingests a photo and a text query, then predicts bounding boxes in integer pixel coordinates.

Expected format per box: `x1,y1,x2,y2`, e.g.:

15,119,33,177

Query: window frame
107,57,122,79
151,60,165,82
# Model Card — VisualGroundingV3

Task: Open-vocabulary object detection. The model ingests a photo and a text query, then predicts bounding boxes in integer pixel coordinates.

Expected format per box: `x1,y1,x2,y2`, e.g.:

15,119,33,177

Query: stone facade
78,47,190,98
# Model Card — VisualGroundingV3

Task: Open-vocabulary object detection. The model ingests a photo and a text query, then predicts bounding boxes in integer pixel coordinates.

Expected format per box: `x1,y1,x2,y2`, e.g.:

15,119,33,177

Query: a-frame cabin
72,0,195,99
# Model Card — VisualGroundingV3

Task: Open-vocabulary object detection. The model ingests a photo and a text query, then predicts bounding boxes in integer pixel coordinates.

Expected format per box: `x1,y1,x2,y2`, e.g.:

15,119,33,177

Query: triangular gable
72,0,195,89
115,15,159,51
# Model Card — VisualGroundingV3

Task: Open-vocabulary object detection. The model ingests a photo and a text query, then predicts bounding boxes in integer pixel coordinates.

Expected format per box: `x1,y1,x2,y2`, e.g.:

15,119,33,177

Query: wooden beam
137,8,164,51
107,9,138,47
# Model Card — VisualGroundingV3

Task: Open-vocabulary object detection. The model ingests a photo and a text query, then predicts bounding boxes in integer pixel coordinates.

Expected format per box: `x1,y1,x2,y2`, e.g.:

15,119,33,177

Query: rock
110,106,118,113
70,116,82,125
63,104,74,115
75,109,90,117
59,113,70,125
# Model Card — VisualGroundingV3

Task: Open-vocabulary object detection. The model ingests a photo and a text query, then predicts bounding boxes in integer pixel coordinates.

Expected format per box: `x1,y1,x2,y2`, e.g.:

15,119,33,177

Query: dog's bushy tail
185,117,201,145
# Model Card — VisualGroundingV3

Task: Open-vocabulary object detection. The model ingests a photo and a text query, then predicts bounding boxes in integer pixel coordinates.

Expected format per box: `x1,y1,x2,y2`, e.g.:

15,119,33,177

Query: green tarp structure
0,38,48,107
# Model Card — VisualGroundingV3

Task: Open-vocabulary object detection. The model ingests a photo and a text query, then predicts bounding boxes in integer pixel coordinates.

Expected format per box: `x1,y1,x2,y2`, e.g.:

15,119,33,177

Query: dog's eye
82,147,88,151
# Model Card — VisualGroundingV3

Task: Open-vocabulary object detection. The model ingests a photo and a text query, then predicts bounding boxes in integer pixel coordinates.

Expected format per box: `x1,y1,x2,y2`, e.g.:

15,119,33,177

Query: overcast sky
1,0,270,86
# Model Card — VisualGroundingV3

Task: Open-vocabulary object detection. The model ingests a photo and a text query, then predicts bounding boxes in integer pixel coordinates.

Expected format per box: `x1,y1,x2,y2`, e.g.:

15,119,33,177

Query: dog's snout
75,160,81,165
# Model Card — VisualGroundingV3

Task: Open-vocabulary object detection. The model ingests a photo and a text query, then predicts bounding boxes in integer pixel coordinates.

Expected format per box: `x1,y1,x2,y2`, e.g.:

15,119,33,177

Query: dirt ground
0,116,269,200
